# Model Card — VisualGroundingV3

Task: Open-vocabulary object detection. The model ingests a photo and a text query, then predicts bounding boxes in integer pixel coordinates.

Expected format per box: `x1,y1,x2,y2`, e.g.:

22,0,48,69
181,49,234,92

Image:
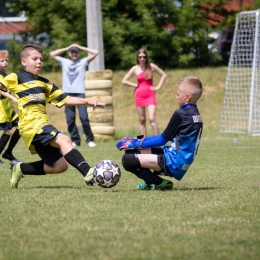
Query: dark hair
136,48,152,79
20,44,43,59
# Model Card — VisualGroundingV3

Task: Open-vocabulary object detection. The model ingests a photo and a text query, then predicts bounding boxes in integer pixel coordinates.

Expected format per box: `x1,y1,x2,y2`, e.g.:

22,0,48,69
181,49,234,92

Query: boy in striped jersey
0,50,21,164
0,44,105,188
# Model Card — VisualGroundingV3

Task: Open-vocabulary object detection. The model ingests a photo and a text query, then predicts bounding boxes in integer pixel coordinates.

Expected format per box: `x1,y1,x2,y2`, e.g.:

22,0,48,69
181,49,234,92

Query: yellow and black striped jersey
0,71,69,153
0,71,18,124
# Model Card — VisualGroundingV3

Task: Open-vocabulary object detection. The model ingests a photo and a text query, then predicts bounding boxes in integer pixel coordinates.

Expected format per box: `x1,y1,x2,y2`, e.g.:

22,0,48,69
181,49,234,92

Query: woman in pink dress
122,48,167,136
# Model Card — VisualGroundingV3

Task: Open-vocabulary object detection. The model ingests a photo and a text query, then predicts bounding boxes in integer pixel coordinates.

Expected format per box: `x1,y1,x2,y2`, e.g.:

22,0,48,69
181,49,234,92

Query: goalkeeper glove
116,136,144,151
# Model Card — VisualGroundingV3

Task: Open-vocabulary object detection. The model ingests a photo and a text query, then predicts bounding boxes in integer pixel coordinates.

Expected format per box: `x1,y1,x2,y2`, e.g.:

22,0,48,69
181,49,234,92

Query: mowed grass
0,67,260,260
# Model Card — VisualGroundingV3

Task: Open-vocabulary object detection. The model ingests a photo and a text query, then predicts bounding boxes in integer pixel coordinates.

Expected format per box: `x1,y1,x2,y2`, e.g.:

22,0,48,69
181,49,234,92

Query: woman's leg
147,105,159,135
136,106,146,136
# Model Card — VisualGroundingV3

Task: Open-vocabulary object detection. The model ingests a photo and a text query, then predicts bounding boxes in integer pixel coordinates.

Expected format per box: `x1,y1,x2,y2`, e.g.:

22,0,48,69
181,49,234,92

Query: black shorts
34,144,63,167
32,125,63,166
0,111,19,130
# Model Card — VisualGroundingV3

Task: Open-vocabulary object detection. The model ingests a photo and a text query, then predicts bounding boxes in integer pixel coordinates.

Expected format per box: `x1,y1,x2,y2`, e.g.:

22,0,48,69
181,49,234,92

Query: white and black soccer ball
93,160,121,188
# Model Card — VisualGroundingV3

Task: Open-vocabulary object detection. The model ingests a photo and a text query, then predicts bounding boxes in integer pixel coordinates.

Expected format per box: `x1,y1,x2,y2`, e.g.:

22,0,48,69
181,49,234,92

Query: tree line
4,0,260,72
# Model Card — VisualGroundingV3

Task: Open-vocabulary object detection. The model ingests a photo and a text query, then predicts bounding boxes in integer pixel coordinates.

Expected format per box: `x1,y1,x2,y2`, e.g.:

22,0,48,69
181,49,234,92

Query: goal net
220,9,260,136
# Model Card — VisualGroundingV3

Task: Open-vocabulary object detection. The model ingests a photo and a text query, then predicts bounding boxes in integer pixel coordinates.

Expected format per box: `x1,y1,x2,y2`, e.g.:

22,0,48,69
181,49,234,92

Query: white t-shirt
59,57,88,94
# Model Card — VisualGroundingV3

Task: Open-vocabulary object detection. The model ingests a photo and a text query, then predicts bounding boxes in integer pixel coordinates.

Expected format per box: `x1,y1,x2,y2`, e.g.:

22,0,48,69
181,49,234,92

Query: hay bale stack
85,70,115,139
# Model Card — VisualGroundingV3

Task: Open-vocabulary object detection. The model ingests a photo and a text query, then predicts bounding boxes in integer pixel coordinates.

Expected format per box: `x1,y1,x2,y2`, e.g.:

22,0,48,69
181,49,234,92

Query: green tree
101,0,177,69
5,0,257,70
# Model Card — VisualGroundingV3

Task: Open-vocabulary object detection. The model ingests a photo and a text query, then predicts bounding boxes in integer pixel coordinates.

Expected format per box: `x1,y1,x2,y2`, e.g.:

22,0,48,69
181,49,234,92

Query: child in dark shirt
116,76,203,190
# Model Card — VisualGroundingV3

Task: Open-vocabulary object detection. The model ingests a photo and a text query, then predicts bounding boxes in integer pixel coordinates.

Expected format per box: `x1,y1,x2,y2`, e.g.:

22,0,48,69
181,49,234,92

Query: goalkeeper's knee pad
122,153,142,175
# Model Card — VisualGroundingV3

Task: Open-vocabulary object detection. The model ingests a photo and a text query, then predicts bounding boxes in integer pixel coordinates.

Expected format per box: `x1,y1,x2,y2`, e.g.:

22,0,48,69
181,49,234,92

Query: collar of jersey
182,103,197,108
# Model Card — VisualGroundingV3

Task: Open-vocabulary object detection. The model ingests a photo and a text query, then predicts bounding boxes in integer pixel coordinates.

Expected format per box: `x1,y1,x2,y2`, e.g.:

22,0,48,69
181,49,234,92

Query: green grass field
0,67,260,260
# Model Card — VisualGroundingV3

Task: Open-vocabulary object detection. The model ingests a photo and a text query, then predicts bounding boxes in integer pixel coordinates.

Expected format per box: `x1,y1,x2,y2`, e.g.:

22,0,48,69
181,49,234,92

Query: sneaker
10,161,24,188
137,182,155,190
137,179,173,191
84,167,95,186
72,142,79,147
2,151,18,161
88,141,96,147
10,159,21,169
155,179,173,190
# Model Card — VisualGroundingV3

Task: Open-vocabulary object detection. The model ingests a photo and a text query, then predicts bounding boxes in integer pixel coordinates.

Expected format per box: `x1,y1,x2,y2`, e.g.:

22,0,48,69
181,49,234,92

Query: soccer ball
93,160,121,188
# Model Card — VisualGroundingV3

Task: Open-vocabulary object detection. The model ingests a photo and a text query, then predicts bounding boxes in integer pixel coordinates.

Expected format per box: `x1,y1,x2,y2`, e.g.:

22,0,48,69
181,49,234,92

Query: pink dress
135,71,156,107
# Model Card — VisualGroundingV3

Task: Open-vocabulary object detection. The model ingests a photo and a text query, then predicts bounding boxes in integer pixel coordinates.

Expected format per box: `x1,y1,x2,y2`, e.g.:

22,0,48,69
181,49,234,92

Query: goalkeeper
116,76,203,190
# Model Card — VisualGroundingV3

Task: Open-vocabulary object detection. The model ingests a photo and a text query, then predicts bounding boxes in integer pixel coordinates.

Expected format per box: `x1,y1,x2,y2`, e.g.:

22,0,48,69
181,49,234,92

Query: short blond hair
178,76,203,101
0,50,9,59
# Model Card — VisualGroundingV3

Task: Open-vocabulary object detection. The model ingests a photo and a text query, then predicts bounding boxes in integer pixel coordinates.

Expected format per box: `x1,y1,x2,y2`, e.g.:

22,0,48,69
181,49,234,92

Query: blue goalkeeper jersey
162,104,203,181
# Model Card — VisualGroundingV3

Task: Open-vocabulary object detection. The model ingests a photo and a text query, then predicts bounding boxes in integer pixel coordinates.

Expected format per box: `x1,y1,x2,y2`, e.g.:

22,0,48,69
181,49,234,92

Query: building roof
202,0,256,26
0,16,28,34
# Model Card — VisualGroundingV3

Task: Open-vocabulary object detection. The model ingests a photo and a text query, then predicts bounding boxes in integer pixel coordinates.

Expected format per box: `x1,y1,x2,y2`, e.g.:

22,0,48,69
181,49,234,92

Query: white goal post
220,9,260,136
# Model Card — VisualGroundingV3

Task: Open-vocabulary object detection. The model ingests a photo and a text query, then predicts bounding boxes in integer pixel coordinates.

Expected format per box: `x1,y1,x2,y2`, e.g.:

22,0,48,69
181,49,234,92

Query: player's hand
93,101,106,110
87,99,106,110
0,90,18,103
116,137,134,150
116,136,144,150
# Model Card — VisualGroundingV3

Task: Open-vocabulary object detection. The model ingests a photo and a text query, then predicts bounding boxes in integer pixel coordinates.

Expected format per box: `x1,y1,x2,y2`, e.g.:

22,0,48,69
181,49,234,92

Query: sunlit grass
1,67,259,260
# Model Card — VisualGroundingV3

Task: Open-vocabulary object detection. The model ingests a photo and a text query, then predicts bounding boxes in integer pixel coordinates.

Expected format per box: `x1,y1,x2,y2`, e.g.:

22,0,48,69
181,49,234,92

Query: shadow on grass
173,186,217,191
123,187,216,192
33,185,82,189
22,185,217,191
124,186,217,192
28,186,123,191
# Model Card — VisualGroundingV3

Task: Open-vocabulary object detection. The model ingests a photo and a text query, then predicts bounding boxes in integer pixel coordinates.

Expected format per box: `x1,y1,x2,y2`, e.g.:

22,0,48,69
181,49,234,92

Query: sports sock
20,161,45,175
5,128,20,154
136,168,163,185
0,134,10,154
64,148,90,177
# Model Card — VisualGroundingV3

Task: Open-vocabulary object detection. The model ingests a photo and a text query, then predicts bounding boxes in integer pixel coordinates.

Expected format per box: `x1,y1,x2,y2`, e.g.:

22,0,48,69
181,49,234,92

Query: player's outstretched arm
0,90,18,102
65,96,106,110
116,134,168,150
0,82,18,102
